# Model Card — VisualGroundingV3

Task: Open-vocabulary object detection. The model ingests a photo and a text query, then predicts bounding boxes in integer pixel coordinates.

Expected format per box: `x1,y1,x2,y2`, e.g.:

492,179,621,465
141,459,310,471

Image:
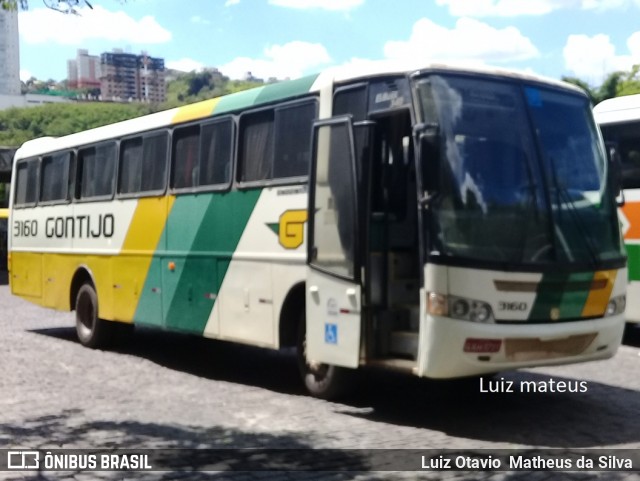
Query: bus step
389,330,418,359
368,358,417,374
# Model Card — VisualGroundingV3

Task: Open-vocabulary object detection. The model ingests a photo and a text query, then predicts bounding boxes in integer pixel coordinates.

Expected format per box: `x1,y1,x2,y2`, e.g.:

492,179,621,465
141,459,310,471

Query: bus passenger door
306,117,362,368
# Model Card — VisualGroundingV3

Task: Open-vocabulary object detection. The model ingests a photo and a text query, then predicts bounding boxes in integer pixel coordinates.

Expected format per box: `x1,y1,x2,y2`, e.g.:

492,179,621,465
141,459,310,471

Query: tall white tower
0,8,20,96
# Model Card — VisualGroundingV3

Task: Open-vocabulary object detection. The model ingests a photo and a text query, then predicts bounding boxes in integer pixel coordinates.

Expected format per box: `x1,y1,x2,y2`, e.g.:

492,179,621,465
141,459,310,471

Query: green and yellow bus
9,61,627,398
595,94,640,323
0,207,7,271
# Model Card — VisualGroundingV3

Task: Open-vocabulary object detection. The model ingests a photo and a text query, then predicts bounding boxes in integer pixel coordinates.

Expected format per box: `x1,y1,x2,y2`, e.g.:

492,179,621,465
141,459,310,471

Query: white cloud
268,0,364,11
220,41,331,80
383,18,539,65
437,0,640,16
225,0,241,5
20,69,33,82
166,58,206,73
563,33,640,84
19,5,172,45
435,0,572,17
581,0,640,10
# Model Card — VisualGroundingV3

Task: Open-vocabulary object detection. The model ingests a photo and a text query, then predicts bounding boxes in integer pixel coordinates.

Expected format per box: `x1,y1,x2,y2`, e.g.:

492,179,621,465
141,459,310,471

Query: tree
561,76,596,103
615,65,640,97
598,71,625,103
562,70,640,105
1,0,94,14
0,102,152,147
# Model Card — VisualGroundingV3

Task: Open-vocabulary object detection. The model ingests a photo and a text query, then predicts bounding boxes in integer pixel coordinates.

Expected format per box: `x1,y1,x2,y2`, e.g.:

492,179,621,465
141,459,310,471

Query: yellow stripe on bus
581,270,617,317
112,196,176,322
121,197,175,252
172,98,220,125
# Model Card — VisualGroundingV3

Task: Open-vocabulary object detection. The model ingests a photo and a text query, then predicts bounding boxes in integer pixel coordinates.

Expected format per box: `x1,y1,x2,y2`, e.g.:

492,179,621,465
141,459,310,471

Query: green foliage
1,1,94,13
0,72,264,147
0,1,21,10
564,66,640,105
0,102,152,147
164,70,262,108
561,76,596,102
615,65,640,97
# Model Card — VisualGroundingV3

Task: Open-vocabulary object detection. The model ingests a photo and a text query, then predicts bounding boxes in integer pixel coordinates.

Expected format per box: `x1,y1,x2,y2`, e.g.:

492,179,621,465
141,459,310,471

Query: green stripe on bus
529,271,594,320
254,74,319,105
625,243,640,281
557,271,593,318
163,189,262,333
133,190,261,331
528,272,569,320
212,74,319,115
214,87,265,115
132,196,210,327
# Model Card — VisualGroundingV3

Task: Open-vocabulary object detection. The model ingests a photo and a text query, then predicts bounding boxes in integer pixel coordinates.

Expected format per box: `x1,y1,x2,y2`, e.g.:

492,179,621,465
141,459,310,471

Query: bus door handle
309,285,320,302
346,288,357,306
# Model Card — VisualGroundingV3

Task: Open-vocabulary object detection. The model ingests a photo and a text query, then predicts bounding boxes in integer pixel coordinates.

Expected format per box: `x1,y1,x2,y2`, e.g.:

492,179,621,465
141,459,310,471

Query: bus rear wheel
75,283,113,349
297,311,351,400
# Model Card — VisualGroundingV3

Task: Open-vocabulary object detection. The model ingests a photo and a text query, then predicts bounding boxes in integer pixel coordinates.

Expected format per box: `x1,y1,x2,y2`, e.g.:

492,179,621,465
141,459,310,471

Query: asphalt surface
0,282,639,480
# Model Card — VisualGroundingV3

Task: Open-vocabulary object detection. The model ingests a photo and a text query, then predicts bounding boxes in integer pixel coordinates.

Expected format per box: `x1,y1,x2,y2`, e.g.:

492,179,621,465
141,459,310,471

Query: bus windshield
417,74,624,267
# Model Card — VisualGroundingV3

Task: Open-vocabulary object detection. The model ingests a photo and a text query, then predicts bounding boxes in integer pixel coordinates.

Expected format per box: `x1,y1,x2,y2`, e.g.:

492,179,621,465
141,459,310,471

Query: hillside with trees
3,64,640,148
0,70,263,147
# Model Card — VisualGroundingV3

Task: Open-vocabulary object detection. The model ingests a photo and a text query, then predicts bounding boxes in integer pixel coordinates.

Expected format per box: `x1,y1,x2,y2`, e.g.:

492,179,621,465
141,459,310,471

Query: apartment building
100,50,166,102
0,9,20,96
68,49,101,90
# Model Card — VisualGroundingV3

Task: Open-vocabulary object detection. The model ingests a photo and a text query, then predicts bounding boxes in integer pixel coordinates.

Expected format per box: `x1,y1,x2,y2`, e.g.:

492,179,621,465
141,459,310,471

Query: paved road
0,284,639,480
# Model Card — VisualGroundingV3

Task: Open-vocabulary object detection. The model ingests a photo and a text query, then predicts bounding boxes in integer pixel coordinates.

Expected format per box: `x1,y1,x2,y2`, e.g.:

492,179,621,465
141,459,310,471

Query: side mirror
415,123,441,195
605,141,625,206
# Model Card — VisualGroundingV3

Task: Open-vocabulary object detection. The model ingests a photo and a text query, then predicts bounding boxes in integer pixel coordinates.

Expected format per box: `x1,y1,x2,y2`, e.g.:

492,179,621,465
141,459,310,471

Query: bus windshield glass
417,74,624,267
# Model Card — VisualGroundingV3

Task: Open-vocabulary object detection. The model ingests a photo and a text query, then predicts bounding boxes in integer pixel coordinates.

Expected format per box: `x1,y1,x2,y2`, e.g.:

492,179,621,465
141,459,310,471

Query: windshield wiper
548,156,600,267
517,152,556,264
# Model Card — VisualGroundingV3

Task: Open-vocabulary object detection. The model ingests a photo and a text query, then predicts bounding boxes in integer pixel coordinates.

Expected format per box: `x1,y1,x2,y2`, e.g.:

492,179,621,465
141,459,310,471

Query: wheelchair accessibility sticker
325,323,338,344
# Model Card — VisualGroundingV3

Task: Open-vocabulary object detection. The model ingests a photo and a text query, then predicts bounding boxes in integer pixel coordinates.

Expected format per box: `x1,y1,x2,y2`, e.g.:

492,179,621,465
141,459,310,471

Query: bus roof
14,60,583,160
594,94,640,125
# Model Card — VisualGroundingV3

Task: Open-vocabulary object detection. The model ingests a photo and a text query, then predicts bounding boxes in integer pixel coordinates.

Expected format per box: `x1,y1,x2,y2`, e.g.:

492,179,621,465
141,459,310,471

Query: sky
15,0,640,87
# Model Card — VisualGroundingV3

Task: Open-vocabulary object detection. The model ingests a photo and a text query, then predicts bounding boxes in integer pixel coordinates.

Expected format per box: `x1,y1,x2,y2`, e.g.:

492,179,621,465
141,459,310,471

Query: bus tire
75,283,113,349
297,311,351,400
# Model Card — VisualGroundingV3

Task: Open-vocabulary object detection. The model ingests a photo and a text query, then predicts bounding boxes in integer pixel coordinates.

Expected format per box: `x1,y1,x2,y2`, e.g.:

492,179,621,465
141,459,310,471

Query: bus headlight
605,295,626,317
451,298,470,317
427,293,494,323
470,301,493,323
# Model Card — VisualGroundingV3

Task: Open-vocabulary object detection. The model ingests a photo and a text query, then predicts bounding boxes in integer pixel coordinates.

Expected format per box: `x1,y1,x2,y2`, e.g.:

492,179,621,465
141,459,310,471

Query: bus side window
238,109,275,183
273,101,317,179
601,121,640,189
172,125,200,190
41,151,71,203
200,118,233,187
333,85,367,120
120,132,168,195
78,142,116,199
622,149,640,189
142,132,169,192
14,159,39,206
119,137,143,194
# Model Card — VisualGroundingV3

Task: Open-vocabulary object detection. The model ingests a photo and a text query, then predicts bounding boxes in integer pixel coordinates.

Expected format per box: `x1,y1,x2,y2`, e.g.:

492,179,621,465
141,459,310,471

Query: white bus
595,94,640,323
9,61,627,398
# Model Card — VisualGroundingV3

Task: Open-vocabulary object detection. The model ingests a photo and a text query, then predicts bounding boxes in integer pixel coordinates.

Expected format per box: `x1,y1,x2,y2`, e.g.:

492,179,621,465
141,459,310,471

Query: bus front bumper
416,313,625,379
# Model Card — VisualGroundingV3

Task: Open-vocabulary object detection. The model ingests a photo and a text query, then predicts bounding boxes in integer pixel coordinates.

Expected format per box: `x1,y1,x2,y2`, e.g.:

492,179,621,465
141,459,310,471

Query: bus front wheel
75,283,113,349
297,311,351,400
